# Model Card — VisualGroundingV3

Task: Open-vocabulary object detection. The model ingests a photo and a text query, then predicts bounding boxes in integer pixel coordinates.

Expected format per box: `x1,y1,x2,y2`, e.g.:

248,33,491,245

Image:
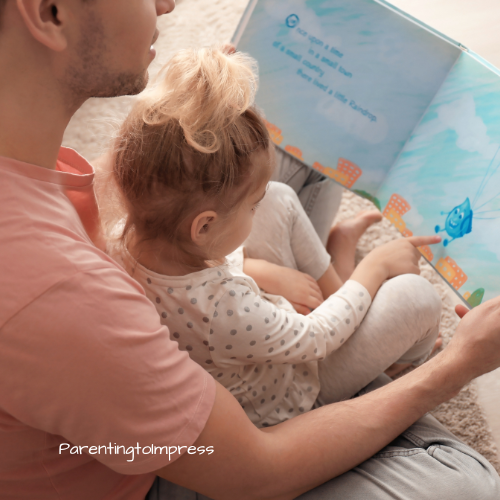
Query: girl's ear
191,211,218,246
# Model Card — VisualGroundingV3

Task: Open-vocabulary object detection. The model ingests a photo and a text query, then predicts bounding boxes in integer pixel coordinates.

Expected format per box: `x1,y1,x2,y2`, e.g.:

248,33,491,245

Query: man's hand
444,297,500,380
243,258,323,314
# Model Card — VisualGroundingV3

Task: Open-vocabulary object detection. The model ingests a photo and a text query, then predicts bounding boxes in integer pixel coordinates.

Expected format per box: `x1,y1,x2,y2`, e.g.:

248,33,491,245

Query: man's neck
0,29,81,170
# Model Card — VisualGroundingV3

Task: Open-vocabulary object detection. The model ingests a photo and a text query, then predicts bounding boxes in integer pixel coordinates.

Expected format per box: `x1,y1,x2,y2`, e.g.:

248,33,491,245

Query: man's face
64,0,175,99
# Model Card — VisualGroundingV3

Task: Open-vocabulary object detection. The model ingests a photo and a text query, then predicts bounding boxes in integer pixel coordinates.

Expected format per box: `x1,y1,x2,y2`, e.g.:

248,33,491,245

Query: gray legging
146,178,500,499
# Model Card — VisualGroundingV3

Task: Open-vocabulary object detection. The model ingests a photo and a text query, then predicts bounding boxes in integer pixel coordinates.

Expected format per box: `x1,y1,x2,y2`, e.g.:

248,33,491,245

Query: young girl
108,47,442,427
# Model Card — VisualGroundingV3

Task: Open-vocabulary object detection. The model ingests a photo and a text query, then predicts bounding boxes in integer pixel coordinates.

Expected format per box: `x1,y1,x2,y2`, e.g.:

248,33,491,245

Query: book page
235,0,460,198
377,52,500,305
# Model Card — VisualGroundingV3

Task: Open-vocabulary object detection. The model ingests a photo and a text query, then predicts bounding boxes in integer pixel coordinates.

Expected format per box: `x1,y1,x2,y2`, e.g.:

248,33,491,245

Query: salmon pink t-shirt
0,148,216,499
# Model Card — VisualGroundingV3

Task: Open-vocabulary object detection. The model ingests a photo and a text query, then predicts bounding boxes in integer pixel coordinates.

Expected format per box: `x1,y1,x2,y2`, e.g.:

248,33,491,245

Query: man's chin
90,71,149,99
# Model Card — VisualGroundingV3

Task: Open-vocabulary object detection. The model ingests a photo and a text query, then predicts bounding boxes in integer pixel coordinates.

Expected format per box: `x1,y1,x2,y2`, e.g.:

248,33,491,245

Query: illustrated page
377,52,500,306
235,0,460,197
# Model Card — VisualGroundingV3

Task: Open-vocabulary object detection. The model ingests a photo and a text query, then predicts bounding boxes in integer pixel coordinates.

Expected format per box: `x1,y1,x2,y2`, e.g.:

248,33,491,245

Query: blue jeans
145,375,500,500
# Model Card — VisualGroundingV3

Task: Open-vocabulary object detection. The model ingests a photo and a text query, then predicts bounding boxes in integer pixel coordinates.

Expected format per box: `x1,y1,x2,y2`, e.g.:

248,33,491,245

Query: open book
232,0,500,308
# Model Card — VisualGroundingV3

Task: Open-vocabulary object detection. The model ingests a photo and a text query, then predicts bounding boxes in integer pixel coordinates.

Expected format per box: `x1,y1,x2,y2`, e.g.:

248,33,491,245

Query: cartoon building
336,158,362,188
284,145,304,161
382,194,413,235
419,245,434,262
383,194,411,218
384,208,407,234
435,256,468,291
312,160,363,189
263,119,283,146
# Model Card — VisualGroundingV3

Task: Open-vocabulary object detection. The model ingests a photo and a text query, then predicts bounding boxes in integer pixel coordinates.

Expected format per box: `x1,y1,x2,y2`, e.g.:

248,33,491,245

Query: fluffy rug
63,0,499,471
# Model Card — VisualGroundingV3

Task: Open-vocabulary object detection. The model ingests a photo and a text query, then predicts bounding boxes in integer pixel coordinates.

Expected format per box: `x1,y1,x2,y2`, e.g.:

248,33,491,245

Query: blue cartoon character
435,198,473,247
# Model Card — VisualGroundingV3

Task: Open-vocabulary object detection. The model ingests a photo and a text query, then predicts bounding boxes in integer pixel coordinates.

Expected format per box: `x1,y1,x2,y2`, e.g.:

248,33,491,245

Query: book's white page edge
468,50,500,77
231,0,259,47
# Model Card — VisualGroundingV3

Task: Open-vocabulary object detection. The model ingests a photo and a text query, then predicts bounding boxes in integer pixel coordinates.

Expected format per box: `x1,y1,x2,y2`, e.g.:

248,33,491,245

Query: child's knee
382,274,442,324
267,180,298,200
264,181,302,216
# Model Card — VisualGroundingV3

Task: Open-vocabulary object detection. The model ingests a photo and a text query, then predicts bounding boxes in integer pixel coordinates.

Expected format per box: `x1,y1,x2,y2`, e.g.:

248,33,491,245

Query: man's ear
16,0,68,51
191,211,218,246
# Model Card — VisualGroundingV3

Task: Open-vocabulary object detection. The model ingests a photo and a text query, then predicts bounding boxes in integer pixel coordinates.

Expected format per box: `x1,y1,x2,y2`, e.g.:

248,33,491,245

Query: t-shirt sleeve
0,267,216,474
210,279,371,367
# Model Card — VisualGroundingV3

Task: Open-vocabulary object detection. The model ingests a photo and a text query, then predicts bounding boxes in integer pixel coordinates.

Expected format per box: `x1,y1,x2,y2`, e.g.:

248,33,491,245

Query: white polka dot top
114,246,371,428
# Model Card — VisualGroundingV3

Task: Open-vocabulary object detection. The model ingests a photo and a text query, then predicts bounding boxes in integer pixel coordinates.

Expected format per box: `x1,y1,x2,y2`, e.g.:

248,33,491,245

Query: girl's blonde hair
110,46,272,259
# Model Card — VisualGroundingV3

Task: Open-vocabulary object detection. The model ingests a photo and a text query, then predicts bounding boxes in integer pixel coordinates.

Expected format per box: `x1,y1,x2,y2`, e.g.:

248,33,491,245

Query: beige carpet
62,0,499,471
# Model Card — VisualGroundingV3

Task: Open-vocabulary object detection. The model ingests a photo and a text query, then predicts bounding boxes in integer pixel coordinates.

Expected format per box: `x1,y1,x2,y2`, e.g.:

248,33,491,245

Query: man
0,1,499,499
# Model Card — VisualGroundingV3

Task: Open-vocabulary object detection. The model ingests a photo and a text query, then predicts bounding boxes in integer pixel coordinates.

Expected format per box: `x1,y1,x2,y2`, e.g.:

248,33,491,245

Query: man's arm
157,299,500,500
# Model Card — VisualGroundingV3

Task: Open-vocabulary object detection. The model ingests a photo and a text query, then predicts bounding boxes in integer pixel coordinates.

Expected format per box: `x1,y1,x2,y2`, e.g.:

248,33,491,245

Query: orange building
383,194,411,218
435,256,468,290
384,208,407,234
312,161,326,174
402,228,413,237
263,119,283,146
418,245,434,261
312,160,362,188
336,158,362,188
284,145,304,161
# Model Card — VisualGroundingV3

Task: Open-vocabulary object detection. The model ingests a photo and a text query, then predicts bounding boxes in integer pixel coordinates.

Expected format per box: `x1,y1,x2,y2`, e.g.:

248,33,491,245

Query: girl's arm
209,277,371,367
210,236,441,367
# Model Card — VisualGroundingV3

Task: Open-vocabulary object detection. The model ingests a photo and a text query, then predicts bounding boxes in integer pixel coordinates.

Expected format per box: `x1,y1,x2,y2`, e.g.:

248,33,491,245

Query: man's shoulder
0,215,136,332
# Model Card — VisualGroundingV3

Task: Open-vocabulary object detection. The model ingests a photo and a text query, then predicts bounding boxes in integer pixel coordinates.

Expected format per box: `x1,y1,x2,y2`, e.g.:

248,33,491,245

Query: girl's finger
305,295,322,310
407,235,442,247
291,302,311,315
308,286,324,303
310,282,324,299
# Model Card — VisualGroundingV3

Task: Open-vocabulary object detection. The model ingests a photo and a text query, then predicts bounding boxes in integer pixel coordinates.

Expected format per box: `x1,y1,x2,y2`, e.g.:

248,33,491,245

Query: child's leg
245,181,332,282
317,273,441,404
273,147,343,246
274,147,382,282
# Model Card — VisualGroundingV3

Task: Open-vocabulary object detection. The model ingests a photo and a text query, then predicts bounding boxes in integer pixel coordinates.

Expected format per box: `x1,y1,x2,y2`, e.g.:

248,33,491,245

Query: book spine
231,0,259,47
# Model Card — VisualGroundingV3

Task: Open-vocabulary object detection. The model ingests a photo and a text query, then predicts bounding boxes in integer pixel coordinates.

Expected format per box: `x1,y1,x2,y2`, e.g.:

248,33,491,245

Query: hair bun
143,46,259,154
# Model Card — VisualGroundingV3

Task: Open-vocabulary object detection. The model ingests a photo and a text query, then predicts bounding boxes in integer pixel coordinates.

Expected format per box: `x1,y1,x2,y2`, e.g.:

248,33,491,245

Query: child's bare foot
327,210,382,282
385,333,443,378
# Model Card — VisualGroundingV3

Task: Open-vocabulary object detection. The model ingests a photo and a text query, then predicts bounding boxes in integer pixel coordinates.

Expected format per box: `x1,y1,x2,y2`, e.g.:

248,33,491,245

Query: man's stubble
65,12,149,101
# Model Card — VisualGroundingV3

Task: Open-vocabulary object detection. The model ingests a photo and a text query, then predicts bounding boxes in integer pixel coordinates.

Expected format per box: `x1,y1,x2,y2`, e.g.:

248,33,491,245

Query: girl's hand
243,258,324,314
351,235,441,299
